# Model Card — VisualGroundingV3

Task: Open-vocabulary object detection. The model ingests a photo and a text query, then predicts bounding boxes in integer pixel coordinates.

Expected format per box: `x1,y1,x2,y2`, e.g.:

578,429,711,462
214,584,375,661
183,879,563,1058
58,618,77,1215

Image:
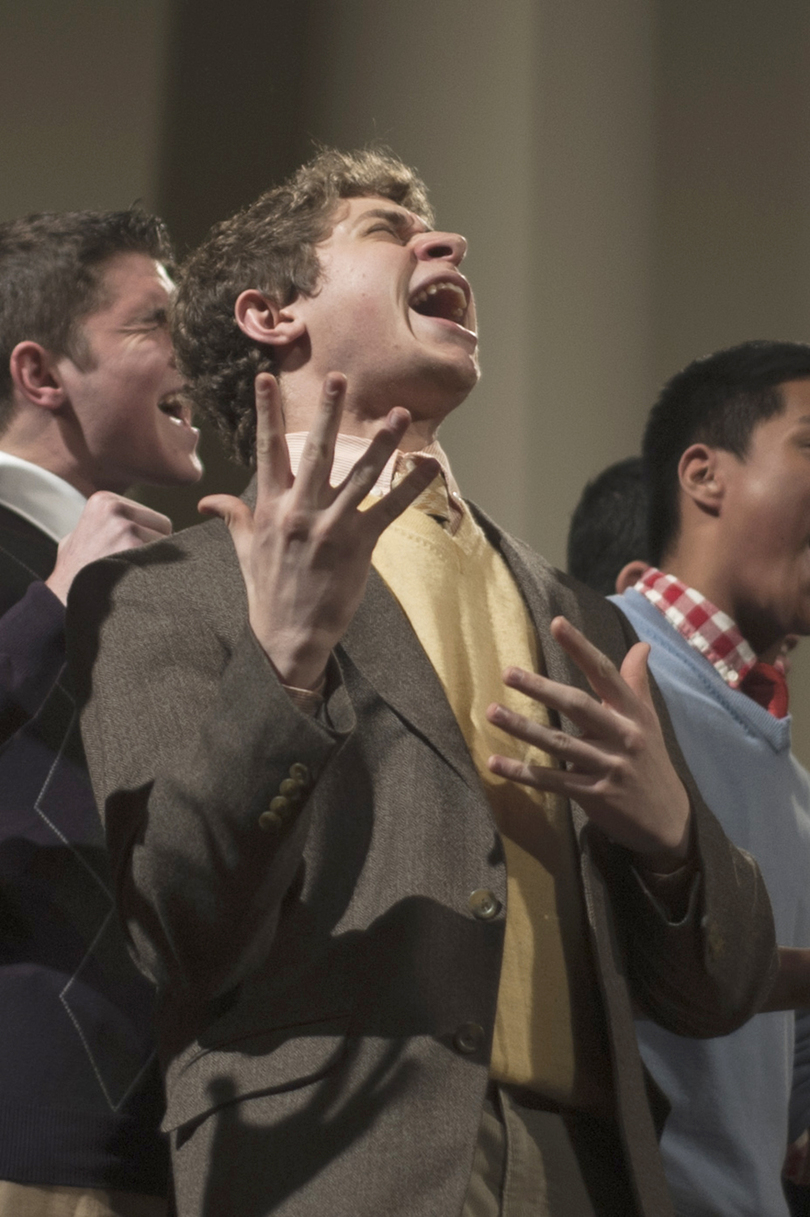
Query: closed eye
122,308,169,332
366,223,405,241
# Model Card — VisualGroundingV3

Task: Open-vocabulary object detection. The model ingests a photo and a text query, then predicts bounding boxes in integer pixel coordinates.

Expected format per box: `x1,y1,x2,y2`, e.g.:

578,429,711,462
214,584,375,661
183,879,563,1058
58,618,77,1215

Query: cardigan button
469,889,501,920
453,1023,484,1055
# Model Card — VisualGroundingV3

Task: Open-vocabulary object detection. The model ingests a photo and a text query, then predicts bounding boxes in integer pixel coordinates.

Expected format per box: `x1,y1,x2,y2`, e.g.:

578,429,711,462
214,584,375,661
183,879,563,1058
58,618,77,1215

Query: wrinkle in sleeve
0,581,66,743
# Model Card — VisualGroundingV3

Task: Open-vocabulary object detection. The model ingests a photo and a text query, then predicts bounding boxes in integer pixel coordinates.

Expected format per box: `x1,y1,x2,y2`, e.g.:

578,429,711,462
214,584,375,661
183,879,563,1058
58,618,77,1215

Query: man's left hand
486,615,691,870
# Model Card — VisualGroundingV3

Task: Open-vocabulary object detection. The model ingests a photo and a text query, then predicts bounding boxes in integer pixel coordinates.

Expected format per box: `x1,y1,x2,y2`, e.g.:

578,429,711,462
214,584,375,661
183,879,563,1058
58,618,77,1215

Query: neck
279,369,463,452
662,543,780,659
0,412,121,498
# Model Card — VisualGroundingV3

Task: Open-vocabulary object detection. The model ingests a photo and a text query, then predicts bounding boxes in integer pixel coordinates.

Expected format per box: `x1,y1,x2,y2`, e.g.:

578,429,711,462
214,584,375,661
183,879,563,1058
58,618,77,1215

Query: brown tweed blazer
68,504,777,1217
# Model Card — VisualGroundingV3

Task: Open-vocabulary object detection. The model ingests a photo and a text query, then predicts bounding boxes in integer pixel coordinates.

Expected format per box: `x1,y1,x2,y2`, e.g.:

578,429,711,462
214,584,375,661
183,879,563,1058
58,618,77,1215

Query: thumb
198,494,252,531
619,640,653,706
198,494,256,574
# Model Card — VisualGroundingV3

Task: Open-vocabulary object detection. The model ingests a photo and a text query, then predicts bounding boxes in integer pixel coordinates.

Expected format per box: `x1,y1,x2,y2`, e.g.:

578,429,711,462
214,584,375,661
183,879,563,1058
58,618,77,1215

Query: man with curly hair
71,150,778,1217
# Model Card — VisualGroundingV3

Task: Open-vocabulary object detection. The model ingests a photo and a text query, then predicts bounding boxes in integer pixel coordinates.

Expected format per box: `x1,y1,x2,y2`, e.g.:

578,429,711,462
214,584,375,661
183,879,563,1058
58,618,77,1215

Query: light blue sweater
613,589,810,1217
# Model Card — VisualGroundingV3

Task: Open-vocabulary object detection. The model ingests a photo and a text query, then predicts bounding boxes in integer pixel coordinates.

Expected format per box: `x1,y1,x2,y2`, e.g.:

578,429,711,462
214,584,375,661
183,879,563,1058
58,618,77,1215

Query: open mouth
410,279,469,326
158,395,194,428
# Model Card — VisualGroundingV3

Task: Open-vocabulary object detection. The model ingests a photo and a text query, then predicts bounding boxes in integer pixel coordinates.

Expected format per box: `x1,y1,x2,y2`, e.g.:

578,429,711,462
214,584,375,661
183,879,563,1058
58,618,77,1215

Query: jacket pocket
162,1013,351,1132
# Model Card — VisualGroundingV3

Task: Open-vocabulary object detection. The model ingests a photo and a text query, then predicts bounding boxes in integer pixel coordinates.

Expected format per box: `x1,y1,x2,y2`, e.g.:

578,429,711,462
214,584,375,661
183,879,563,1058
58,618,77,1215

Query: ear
234,290,307,349
9,342,68,410
615,560,650,595
678,442,725,512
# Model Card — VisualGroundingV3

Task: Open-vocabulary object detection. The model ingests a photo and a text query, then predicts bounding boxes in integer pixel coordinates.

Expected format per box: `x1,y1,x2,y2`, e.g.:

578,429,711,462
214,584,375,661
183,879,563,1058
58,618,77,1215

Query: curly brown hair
172,147,434,466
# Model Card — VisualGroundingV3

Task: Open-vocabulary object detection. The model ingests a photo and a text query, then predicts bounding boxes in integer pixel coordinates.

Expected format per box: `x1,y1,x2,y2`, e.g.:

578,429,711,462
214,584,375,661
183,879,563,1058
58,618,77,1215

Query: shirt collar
284,431,464,505
0,451,86,543
633,566,757,689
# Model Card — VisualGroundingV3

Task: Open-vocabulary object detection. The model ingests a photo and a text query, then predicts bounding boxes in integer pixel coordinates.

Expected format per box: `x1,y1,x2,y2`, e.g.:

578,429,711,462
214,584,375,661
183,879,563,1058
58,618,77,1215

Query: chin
173,458,204,485
423,356,479,405
145,454,204,486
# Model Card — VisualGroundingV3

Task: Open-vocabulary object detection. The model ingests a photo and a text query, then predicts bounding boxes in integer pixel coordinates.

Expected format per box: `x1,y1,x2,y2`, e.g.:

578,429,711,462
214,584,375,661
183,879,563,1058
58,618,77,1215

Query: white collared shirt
284,432,465,534
284,432,460,496
0,451,86,543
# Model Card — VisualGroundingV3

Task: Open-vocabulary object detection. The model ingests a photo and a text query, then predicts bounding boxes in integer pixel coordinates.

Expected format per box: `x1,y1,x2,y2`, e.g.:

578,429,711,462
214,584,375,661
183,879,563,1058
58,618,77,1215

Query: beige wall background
3,0,810,760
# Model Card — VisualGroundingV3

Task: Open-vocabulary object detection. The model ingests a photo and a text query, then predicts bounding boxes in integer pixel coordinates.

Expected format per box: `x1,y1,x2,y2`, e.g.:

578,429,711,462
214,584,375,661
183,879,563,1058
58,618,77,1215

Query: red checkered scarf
633,567,757,689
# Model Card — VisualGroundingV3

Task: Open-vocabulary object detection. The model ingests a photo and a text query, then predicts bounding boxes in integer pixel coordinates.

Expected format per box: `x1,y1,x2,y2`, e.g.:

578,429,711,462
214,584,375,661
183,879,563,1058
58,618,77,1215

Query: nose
412,230,467,265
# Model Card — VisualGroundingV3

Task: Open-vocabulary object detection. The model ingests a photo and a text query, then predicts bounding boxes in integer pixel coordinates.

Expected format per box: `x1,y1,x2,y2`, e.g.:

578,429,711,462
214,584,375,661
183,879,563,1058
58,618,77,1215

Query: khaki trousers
0,1182,167,1217
461,1087,638,1217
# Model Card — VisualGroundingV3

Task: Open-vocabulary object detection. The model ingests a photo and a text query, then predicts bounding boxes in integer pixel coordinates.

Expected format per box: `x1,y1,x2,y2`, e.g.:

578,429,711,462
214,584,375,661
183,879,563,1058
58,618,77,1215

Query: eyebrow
354,206,430,236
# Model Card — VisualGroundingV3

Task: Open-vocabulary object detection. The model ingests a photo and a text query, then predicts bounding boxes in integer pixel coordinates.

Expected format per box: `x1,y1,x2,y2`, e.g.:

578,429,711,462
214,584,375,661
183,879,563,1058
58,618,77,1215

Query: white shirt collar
283,432,463,503
0,451,86,543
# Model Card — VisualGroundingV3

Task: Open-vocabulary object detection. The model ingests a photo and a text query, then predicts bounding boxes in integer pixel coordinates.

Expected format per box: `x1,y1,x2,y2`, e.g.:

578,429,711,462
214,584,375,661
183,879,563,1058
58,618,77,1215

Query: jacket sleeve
0,580,66,744
68,545,356,1002
588,603,778,1038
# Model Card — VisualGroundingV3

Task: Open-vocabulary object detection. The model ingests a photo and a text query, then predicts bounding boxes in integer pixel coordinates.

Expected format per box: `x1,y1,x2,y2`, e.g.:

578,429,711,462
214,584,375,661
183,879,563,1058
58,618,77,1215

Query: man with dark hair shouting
72,151,777,1217
0,209,201,1216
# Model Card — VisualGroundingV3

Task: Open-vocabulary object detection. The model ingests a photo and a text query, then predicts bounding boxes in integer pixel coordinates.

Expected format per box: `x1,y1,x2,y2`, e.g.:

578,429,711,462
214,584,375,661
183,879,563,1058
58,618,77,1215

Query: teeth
411,280,467,321
160,400,188,425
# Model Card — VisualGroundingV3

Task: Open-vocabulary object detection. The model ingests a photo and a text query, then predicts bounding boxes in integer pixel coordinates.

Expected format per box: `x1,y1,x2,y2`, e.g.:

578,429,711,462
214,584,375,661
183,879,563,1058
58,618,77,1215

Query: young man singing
71,151,777,1217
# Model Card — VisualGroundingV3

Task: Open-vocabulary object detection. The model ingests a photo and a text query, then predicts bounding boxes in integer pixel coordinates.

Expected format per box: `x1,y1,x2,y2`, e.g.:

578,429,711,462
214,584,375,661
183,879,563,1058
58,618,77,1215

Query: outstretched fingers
494,664,630,749
486,699,607,773
362,457,441,535
254,372,294,501
549,616,645,715
487,751,593,796
333,407,412,509
293,373,348,503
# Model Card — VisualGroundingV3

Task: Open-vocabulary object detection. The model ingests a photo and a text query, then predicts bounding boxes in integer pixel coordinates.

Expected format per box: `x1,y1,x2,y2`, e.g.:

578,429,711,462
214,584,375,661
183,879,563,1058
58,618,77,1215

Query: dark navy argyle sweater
0,506,168,1194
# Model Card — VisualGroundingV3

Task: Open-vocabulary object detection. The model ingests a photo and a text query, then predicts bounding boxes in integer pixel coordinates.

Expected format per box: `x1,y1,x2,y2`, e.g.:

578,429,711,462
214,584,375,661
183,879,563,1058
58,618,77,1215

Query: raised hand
46,492,172,605
486,615,692,869
198,371,438,690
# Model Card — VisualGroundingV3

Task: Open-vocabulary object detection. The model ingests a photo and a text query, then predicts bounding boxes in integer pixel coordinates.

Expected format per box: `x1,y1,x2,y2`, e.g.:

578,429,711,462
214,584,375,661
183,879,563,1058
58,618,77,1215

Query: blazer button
280,778,303,798
258,795,290,833
469,889,501,920
453,1023,484,1055
289,762,310,786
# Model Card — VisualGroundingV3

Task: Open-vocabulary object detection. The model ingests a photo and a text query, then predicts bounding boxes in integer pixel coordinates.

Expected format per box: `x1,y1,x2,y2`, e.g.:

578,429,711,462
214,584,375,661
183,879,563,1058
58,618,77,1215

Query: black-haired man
0,210,201,1217
612,340,810,1217
72,151,778,1217
566,456,650,597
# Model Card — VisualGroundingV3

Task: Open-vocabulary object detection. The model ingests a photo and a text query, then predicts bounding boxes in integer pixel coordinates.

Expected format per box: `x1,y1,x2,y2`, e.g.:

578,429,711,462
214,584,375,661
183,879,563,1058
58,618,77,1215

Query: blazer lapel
339,567,480,792
468,503,599,840
468,504,593,721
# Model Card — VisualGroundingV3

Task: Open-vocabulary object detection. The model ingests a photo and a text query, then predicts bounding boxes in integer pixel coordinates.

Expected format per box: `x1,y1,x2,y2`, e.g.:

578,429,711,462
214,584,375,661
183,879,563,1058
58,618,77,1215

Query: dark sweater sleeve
0,580,66,743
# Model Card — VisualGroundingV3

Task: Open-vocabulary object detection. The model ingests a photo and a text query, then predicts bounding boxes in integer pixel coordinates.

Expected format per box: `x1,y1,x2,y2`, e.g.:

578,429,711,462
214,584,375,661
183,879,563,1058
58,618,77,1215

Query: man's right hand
45,492,173,605
198,371,438,690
